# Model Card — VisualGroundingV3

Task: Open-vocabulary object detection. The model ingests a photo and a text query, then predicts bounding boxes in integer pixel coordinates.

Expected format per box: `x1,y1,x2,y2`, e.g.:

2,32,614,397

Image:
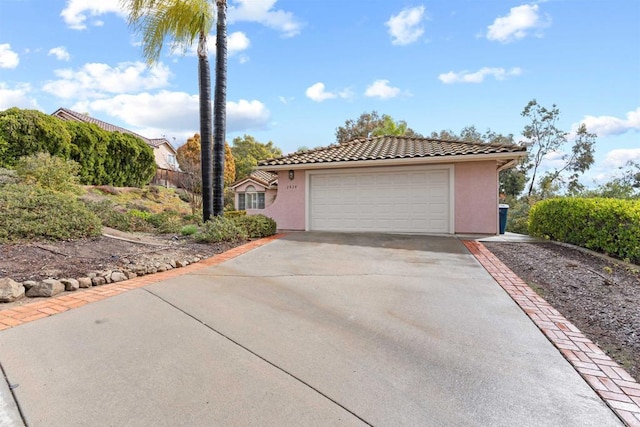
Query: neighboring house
51,107,180,186
235,136,526,235
231,170,278,210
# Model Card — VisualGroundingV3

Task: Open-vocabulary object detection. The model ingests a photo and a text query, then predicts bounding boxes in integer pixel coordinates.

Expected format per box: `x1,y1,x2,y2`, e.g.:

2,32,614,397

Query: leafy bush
129,209,153,221
0,183,102,242
503,196,537,235
224,210,246,219
83,199,152,232
15,152,81,194
147,210,183,234
180,224,199,236
233,214,277,238
0,168,19,186
194,216,248,243
529,198,640,263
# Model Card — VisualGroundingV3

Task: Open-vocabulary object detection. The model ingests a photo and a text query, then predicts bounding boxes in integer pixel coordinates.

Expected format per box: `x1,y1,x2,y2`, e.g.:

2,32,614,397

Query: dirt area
485,241,640,381
0,229,245,309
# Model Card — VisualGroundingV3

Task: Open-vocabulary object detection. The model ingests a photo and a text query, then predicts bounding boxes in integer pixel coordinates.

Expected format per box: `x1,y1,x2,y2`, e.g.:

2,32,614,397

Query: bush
194,216,248,243
233,214,277,238
83,199,152,232
224,210,246,219
529,198,640,263
180,224,199,236
0,168,19,186
15,152,81,194
0,183,102,242
147,210,183,234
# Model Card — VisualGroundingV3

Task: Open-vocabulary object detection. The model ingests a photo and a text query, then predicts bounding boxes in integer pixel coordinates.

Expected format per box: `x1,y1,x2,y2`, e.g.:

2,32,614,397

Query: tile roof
51,108,176,152
231,170,278,188
259,135,526,167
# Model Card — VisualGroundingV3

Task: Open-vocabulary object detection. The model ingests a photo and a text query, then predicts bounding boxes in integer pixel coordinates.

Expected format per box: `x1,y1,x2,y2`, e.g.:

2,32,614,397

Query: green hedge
232,214,277,238
529,198,640,263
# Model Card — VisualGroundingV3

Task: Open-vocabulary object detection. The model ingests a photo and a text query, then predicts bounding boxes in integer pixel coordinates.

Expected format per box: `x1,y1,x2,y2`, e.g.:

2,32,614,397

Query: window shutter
258,193,265,209
238,194,245,210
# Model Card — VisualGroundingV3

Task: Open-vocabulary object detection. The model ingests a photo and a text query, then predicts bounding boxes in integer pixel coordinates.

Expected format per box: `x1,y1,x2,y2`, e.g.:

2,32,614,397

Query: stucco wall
247,170,306,230
454,161,499,234
235,181,277,209
154,144,177,170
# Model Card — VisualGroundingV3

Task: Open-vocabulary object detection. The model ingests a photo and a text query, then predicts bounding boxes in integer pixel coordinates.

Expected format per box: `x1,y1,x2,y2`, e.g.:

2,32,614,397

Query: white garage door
309,167,451,233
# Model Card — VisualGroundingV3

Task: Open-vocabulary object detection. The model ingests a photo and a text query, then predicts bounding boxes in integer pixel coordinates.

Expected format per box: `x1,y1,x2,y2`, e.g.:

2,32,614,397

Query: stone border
463,240,640,427
0,234,284,331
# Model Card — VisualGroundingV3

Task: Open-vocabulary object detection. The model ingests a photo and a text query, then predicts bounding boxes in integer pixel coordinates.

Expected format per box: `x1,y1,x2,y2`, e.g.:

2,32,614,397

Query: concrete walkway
0,233,621,426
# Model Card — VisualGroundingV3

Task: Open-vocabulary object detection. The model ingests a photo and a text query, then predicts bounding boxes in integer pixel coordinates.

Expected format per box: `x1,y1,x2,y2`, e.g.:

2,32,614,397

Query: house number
287,185,297,189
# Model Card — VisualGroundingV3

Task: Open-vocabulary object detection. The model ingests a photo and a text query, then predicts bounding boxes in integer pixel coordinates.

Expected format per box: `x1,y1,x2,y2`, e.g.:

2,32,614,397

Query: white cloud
438,67,522,84
0,44,19,69
228,0,302,38
0,83,39,110
61,0,124,30
228,31,250,54
573,108,640,137
305,82,336,102
78,91,270,138
603,148,640,168
42,62,172,99
48,46,71,61
386,6,425,45
364,79,401,99
486,4,550,43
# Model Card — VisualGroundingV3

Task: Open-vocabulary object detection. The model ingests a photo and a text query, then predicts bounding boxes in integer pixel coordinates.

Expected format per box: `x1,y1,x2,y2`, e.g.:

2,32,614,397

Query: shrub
15,152,81,194
233,214,277,238
82,199,152,232
224,210,247,219
180,224,199,236
194,216,248,243
0,168,19,186
529,198,640,263
147,210,183,234
0,183,102,242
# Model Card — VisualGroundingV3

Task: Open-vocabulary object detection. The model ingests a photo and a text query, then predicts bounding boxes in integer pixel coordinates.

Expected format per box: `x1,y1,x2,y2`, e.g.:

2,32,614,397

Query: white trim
258,152,526,172
305,164,455,234
230,178,269,191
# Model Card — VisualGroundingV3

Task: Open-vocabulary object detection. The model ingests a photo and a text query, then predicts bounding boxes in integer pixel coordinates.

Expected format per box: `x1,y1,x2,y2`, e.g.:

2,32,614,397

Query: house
234,136,527,235
230,170,278,210
51,107,180,186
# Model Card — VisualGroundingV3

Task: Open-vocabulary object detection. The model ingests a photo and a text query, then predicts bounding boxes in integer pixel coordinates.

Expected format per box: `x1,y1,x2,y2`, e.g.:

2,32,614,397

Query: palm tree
212,0,226,216
122,0,216,221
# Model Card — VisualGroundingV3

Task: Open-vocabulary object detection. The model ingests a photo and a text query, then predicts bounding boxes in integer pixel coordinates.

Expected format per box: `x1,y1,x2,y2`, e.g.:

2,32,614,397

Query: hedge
529,198,640,264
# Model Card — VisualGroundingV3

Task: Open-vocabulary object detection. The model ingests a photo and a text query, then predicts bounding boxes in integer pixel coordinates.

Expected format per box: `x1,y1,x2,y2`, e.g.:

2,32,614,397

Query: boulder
175,260,189,268
110,271,127,283
124,271,137,280
169,260,177,269
25,279,64,298
91,277,106,286
0,278,25,303
60,278,79,291
22,280,37,291
77,277,92,288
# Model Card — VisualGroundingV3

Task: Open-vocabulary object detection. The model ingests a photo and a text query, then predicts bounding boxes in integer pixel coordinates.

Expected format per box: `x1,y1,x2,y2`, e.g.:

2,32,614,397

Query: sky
0,0,639,186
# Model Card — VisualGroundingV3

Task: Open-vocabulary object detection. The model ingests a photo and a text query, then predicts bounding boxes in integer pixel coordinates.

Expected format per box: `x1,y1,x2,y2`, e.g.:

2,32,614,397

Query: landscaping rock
91,277,106,286
60,278,79,291
110,271,127,283
26,279,64,298
124,271,137,280
169,260,177,268
77,277,92,288
175,260,189,268
146,266,157,274
0,278,25,303
22,280,37,291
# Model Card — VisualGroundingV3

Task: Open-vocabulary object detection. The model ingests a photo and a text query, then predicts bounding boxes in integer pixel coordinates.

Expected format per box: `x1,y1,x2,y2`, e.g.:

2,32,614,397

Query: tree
584,161,640,199
123,0,215,221
212,0,227,217
520,100,596,196
231,135,282,180
335,111,422,143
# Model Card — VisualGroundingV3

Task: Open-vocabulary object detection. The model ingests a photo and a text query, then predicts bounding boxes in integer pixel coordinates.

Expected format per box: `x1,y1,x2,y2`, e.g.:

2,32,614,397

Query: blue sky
0,0,638,185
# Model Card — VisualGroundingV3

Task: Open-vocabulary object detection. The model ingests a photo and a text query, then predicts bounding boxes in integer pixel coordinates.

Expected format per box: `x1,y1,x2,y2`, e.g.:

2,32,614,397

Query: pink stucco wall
247,170,306,230
454,161,499,234
235,182,277,208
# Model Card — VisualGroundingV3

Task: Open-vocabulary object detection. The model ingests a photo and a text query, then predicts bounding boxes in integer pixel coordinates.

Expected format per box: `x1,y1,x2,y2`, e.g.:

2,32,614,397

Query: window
238,185,265,209
167,154,177,168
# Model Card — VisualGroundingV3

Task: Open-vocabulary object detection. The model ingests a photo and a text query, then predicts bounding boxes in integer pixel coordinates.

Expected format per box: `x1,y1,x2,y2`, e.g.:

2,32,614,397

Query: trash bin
498,204,509,234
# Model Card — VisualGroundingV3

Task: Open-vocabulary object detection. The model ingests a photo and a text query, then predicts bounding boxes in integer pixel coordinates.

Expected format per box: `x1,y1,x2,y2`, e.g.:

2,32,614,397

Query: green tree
0,108,72,166
335,111,422,143
103,132,156,187
231,135,282,180
123,0,216,221
584,160,640,199
65,121,109,184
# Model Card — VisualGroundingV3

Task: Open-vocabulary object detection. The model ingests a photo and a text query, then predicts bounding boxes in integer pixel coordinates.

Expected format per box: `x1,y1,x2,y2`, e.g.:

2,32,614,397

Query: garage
308,166,452,233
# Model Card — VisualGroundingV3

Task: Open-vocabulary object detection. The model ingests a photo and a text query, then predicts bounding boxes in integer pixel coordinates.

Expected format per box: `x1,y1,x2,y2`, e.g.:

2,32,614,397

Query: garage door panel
309,167,451,233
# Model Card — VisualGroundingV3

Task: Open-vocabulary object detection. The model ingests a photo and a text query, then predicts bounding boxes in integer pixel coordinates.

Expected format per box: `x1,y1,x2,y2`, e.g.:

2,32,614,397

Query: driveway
0,233,620,426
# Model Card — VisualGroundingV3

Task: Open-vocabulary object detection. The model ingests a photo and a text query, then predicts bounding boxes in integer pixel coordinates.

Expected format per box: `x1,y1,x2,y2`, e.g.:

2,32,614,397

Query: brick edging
463,240,640,427
0,234,285,331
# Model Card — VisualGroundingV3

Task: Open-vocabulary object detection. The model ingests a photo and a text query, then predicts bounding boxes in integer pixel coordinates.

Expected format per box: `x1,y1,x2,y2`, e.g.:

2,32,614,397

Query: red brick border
463,240,640,427
0,234,284,332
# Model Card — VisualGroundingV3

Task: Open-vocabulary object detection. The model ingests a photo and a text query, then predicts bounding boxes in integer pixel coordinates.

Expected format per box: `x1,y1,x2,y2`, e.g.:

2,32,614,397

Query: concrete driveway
0,233,620,426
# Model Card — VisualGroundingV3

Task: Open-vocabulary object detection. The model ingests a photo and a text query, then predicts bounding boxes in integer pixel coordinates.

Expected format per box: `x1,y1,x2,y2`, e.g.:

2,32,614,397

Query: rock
60,278,79,291
175,260,189,268
156,264,167,272
78,277,92,288
110,271,127,283
25,279,64,298
134,266,147,275
0,278,25,303
146,266,157,274
22,280,37,291
99,271,113,284
91,277,106,286
87,272,97,279
192,257,201,263
169,260,177,268
124,271,137,280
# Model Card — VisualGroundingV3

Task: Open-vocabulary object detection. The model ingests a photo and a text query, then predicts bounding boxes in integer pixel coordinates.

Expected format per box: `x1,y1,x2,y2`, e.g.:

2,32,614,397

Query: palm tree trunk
198,31,213,222
213,0,227,216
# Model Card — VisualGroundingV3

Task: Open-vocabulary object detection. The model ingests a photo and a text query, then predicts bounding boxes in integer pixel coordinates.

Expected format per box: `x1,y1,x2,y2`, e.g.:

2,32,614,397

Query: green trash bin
499,204,509,234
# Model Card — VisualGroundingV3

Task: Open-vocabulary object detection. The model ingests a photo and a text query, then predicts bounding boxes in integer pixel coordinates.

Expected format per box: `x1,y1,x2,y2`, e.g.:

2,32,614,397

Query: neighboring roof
259,136,527,169
51,107,176,153
231,170,278,189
